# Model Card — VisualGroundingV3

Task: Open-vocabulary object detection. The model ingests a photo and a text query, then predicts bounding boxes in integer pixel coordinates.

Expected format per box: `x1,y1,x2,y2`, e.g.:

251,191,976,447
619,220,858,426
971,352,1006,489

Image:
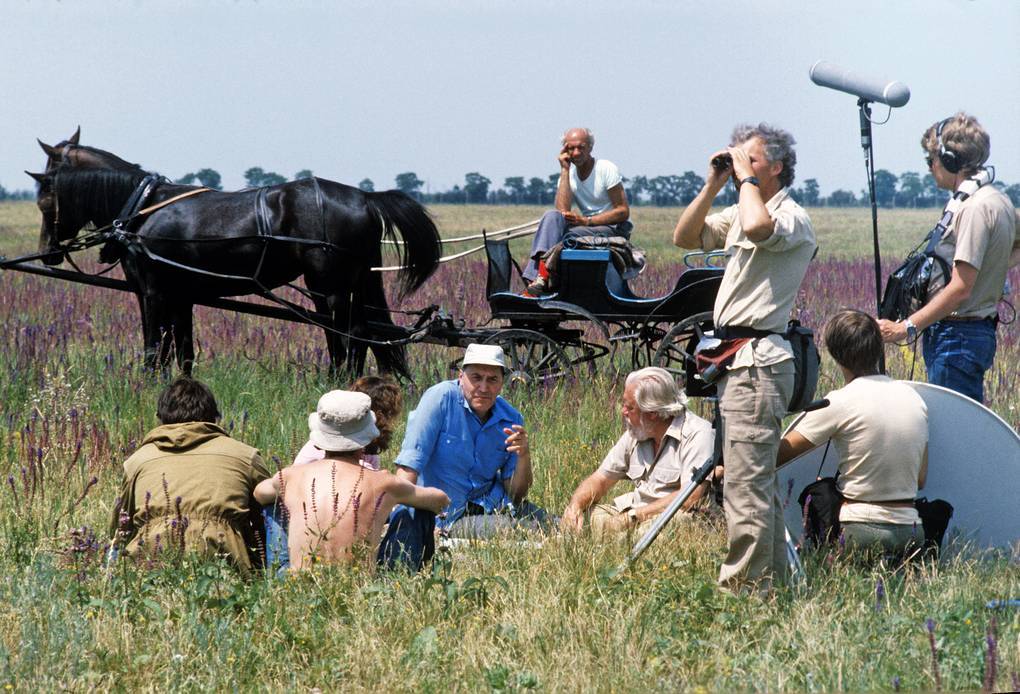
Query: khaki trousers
589,501,659,538
717,361,794,593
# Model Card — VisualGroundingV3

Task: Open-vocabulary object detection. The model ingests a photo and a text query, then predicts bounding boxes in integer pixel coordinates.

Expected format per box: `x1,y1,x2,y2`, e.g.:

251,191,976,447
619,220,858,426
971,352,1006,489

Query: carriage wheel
482,329,575,388
652,311,714,386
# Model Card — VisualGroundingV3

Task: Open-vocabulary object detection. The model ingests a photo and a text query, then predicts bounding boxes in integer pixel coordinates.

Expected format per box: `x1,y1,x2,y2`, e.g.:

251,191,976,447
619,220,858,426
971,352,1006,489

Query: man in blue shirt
378,344,548,570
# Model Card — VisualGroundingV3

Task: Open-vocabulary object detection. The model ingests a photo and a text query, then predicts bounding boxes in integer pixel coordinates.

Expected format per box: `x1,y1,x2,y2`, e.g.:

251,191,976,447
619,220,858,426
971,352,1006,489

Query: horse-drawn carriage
2,130,723,386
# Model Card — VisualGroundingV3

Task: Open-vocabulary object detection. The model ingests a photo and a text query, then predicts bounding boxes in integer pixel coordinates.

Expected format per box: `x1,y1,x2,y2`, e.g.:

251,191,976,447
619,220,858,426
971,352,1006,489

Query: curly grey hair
730,123,797,188
625,367,688,420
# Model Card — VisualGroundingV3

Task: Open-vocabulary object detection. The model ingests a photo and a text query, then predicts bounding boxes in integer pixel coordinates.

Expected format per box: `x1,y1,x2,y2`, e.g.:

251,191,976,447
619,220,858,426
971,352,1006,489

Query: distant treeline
5,167,1019,208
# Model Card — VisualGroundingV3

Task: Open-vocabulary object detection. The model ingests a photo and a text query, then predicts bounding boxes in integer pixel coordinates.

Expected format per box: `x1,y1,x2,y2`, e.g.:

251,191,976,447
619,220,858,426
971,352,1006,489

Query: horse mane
54,167,147,231
58,143,143,172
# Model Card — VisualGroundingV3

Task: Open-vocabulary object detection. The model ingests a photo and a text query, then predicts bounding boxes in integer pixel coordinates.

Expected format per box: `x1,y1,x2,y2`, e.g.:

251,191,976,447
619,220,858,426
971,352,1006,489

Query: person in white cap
378,343,548,570
254,390,449,570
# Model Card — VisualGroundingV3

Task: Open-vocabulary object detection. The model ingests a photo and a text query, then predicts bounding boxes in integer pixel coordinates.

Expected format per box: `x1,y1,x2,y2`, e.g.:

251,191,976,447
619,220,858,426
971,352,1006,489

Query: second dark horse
29,134,441,376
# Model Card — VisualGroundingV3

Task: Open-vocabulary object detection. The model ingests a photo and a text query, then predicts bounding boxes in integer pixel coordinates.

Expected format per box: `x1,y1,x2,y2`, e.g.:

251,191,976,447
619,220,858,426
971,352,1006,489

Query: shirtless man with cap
254,390,449,570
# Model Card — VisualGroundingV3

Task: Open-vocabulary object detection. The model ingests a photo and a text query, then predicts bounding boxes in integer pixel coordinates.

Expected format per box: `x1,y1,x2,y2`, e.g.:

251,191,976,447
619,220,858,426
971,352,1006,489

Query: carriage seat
485,237,722,319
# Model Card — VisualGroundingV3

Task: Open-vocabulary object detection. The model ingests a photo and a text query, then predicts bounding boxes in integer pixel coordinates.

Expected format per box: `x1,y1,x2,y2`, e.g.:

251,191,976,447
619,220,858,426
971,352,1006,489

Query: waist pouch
694,320,819,412
694,338,750,384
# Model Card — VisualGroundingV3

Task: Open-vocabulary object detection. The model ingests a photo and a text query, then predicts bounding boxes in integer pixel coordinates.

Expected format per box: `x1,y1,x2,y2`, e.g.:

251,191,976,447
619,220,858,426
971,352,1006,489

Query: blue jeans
376,506,436,572
262,505,290,574
523,210,632,280
922,319,997,404
376,501,550,572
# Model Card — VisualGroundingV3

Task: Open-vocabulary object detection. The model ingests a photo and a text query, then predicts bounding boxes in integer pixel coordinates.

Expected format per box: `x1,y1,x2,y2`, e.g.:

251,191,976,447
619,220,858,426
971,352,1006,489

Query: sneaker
526,277,548,296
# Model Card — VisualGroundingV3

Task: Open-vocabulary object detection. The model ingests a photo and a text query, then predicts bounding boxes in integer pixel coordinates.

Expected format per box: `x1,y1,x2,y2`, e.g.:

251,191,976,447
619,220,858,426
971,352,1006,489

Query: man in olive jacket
111,376,271,573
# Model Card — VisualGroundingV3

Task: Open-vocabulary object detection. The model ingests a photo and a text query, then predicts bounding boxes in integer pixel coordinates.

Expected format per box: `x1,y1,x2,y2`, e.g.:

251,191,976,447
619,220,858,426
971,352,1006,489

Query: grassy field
0,201,1018,691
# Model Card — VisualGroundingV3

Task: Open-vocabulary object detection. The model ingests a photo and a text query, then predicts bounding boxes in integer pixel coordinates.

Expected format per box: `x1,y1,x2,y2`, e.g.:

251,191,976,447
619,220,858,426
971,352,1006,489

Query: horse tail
364,191,441,298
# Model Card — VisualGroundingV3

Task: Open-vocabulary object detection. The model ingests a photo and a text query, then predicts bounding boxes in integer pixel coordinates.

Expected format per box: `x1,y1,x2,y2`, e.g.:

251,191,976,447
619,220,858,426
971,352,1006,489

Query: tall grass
0,202,1017,690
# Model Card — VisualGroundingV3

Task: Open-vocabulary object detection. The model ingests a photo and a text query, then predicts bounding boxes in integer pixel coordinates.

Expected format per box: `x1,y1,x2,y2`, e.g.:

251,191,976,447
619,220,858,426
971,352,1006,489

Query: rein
133,187,213,218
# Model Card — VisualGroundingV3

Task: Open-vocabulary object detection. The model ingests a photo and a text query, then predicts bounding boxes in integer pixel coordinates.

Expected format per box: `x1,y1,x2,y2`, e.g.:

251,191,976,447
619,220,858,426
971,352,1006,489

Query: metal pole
859,98,886,374
610,451,718,578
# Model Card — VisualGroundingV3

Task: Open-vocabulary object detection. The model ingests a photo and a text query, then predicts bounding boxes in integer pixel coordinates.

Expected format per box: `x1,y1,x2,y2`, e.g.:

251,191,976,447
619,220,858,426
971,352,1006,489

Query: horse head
25,170,63,265
30,130,147,265
25,167,145,266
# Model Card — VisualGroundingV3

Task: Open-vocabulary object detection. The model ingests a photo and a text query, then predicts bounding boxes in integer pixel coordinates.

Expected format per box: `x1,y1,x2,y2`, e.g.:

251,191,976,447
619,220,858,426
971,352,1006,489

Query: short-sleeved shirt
700,188,817,368
570,159,626,219
395,380,523,526
597,411,714,508
932,184,1018,318
792,375,927,524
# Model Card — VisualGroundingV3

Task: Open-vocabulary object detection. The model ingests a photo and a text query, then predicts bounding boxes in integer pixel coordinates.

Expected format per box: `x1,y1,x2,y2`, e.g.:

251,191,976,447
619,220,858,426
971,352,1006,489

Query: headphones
935,118,962,174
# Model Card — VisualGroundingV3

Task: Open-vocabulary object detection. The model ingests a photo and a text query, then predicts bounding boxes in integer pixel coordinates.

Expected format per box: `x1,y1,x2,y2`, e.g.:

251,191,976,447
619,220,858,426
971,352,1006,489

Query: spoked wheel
482,329,575,388
608,322,668,372
652,311,714,388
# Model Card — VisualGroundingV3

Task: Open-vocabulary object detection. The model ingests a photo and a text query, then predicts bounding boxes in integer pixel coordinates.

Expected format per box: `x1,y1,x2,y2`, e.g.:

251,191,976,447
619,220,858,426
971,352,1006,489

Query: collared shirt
395,380,523,526
597,411,714,508
701,187,817,368
932,184,1018,319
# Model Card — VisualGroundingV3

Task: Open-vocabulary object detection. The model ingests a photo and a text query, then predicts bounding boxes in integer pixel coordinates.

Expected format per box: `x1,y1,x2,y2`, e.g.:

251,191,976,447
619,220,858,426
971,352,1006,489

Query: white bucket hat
461,343,507,371
307,390,380,453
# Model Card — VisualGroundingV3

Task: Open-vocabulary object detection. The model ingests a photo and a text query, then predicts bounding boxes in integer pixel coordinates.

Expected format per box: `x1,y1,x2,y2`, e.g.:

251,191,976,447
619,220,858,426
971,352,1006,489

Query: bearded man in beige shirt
673,123,816,594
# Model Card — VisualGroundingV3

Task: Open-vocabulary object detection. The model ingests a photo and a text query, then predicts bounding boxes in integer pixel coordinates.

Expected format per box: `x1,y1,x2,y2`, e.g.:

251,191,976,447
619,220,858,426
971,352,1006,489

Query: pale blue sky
3,0,1018,195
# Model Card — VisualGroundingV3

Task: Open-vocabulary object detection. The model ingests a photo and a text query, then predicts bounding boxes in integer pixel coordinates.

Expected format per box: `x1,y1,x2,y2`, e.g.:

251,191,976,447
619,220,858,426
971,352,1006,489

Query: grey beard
626,421,652,442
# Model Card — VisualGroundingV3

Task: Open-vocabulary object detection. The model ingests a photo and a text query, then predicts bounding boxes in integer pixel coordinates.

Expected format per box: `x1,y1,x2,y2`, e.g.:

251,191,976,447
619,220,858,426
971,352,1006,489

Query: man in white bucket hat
378,344,549,570
255,390,449,570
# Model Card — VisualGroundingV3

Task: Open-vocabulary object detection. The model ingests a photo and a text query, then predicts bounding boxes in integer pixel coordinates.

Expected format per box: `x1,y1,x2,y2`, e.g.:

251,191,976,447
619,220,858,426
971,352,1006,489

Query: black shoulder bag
880,172,991,321
796,442,844,549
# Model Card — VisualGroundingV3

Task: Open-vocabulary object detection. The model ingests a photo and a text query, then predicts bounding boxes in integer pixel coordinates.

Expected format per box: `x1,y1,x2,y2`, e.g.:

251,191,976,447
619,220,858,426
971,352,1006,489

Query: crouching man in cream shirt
779,310,928,560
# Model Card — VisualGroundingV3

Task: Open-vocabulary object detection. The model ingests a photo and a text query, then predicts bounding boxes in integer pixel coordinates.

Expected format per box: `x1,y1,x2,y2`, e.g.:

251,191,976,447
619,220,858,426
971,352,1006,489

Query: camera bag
880,170,993,321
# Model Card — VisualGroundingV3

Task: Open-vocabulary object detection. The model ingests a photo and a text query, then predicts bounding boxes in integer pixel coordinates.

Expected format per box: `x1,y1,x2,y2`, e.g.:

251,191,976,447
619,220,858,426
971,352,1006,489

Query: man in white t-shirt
779,309,928,560
523,127,631,295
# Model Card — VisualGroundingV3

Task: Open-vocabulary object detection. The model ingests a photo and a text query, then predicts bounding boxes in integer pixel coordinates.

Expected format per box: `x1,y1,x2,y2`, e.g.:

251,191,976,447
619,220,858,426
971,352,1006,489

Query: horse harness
2,171,422,348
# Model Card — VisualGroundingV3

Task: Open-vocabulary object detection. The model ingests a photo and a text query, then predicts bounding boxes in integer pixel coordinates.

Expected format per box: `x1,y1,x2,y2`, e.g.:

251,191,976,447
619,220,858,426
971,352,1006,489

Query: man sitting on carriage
377,344,550,570
523,127,632,296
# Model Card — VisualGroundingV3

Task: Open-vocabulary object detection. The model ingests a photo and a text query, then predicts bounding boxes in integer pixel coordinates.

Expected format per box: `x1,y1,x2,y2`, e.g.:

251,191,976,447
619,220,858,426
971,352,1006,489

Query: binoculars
711,153,733,170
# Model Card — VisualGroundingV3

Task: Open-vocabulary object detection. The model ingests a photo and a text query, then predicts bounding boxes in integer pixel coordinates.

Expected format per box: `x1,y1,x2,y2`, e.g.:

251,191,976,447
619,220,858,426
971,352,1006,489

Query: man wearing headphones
878,113,1019,403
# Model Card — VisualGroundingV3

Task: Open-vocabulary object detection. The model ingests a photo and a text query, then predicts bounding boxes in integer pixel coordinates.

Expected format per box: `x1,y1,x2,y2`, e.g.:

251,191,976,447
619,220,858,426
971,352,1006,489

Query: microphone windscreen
809,60,910,108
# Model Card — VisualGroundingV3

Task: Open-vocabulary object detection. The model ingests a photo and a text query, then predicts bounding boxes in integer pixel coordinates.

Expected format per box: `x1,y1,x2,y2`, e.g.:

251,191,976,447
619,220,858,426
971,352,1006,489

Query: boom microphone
809,60,910,107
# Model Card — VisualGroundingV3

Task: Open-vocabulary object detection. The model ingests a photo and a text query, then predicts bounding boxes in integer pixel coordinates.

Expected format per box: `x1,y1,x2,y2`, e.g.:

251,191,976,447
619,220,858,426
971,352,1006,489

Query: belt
843,498,915,508
942,314,996,323
714,325,779,340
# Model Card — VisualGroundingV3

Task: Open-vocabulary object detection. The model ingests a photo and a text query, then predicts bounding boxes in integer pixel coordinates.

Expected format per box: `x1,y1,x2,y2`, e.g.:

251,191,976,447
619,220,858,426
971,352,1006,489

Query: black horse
28,135,440,376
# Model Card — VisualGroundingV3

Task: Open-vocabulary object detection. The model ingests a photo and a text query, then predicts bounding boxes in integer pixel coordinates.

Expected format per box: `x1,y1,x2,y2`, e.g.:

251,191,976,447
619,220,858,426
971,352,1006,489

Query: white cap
461,343,507,371
307,390,380,453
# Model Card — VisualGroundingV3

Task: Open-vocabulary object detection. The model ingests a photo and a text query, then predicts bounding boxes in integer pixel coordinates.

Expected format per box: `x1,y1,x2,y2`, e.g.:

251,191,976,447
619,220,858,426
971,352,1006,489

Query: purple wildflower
352,492,362,535
875,577,885,611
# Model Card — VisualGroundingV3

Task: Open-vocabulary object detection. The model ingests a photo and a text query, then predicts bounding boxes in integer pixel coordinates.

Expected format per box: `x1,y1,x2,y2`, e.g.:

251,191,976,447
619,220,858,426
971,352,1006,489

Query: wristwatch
627,508,639,526
586,215,592,226
904,319,918,341
739,176,760,188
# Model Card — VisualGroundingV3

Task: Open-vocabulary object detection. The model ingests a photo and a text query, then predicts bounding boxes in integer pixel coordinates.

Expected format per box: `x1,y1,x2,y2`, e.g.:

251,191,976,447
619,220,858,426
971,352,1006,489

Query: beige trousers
590,501,659,538
717,361,794,593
